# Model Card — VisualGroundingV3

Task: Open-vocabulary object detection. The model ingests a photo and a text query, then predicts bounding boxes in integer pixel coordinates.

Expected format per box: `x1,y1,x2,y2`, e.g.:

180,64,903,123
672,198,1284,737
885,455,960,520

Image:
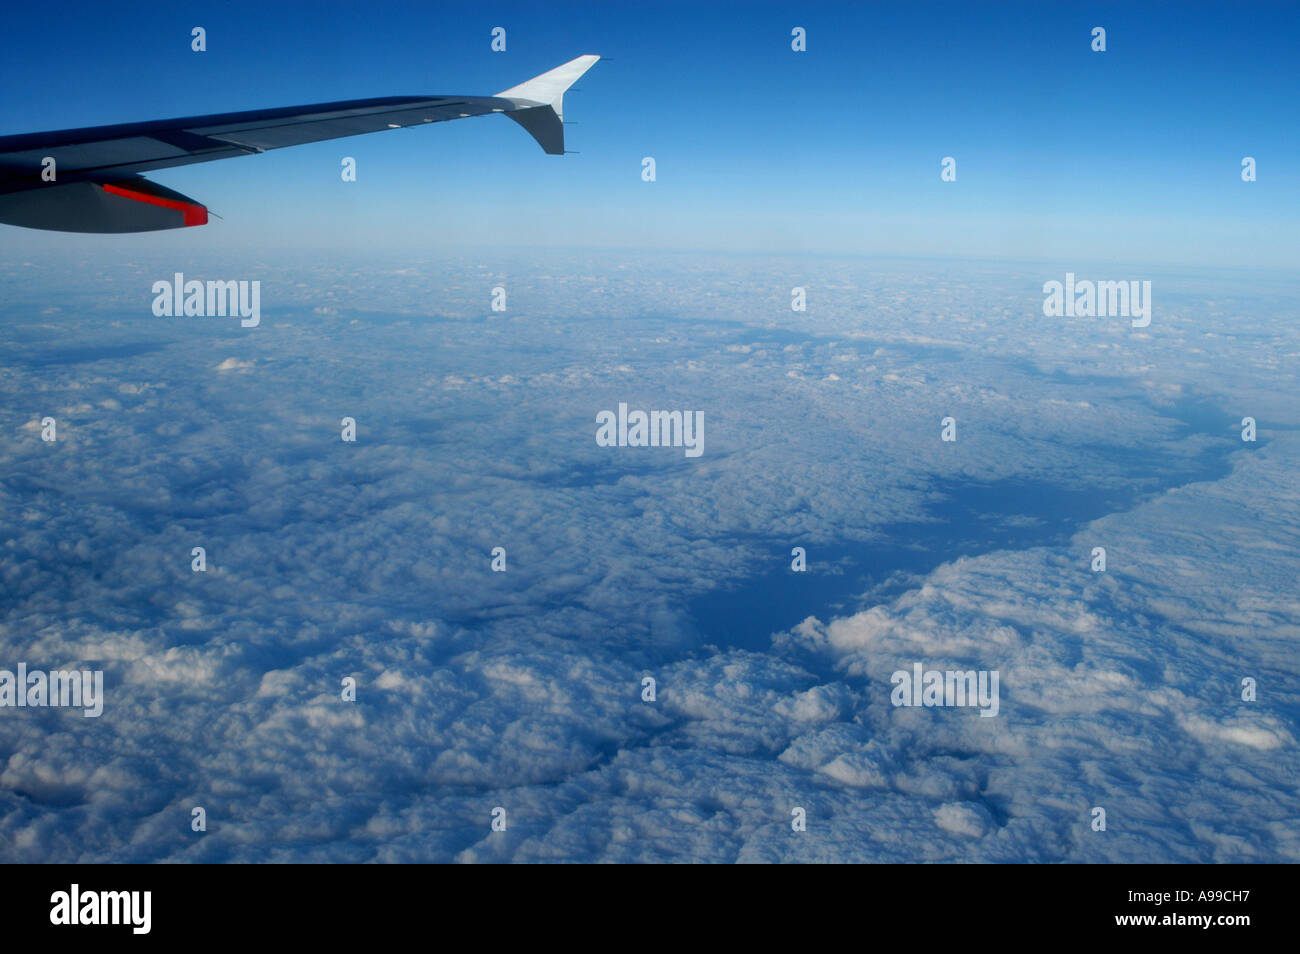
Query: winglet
495,54,600,154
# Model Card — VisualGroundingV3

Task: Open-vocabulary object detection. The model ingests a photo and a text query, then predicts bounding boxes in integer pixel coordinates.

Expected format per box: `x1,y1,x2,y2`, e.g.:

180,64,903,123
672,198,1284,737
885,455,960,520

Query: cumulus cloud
0,251,1295,861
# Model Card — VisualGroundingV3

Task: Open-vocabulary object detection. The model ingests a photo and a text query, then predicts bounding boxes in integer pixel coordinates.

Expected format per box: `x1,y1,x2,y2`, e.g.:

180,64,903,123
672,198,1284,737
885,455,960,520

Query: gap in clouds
689,392,1244,656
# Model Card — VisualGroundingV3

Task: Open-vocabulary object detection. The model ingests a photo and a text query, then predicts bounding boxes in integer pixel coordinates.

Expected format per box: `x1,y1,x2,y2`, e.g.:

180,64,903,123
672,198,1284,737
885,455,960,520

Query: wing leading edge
0,54,599,233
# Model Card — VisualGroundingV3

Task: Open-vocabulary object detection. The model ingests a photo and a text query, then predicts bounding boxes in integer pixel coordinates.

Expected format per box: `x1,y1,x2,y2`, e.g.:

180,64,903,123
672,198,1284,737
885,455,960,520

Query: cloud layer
1,251,1295,861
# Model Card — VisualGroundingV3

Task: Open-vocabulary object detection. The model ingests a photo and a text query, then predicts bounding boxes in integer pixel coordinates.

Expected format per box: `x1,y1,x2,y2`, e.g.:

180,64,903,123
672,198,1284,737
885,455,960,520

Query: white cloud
0,252,1295,861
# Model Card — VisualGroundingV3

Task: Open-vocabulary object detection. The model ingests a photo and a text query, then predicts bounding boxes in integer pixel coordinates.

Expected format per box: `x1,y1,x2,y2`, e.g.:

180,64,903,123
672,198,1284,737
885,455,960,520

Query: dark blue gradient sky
1,0,1296,264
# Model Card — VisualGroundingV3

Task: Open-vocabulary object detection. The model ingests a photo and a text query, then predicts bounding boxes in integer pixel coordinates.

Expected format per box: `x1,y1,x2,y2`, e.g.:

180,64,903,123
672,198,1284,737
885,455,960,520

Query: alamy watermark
595,402,704,458
1043,272,1151,328
890,662,999,717
152,272,260,327
50,884,150,934
0,664,103,717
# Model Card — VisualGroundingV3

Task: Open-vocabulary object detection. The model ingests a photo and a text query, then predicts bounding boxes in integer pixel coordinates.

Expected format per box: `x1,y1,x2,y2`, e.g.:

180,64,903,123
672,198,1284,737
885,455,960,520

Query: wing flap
190,98,506,151
0,97,511,182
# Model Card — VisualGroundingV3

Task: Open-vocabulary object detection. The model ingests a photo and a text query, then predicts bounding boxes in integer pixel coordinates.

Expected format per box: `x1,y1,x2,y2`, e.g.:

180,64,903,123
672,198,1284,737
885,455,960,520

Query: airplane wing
0,54,599,233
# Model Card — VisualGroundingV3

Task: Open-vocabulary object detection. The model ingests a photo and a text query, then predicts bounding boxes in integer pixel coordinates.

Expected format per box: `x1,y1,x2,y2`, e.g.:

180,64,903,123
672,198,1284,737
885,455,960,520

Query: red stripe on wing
101,183,208,226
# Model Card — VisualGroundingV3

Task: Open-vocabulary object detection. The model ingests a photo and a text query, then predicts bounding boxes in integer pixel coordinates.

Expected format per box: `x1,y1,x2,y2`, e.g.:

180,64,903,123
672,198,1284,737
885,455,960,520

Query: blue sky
1,1,1296,265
